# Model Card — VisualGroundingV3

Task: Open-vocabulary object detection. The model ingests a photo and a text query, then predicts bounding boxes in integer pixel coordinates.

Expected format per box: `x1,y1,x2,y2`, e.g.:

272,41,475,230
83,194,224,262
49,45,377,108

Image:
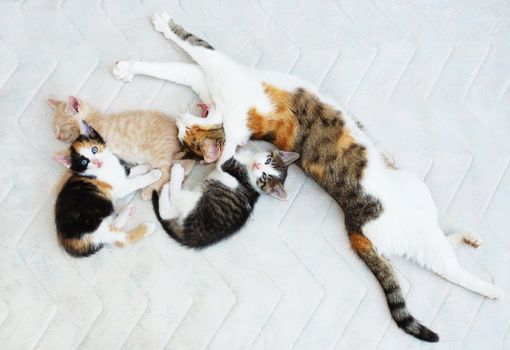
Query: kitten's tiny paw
141,188,152,201
148,169,163,182
152,12,172,33
129,164,151,178
143,222,157,236
112,61,134,82
487,286,504,299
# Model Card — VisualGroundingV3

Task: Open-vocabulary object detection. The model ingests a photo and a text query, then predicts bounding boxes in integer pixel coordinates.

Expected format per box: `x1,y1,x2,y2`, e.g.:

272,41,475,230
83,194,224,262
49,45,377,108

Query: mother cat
113,12,503,342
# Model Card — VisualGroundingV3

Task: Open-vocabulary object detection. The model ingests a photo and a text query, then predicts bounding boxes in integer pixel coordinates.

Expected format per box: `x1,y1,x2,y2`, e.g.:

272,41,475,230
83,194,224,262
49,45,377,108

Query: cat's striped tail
349,232,439,342
151,191,185,243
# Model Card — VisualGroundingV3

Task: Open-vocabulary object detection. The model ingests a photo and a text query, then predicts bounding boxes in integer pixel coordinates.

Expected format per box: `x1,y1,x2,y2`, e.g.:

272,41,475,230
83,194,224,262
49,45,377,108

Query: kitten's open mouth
197,103,209,118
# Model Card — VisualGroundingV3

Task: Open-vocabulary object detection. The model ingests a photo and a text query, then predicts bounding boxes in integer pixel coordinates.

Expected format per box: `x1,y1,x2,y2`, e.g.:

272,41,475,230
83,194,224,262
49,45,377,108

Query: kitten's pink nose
92,159,103,168
253,162,261,170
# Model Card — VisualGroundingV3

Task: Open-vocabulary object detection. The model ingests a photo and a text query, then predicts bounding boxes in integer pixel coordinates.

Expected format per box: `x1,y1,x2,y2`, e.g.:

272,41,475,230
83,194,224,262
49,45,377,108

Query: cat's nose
253,162,261,170
92,159,103,168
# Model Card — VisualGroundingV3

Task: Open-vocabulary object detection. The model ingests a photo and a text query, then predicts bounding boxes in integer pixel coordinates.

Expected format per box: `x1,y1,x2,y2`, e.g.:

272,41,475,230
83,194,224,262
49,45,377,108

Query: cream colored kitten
49,96,192,200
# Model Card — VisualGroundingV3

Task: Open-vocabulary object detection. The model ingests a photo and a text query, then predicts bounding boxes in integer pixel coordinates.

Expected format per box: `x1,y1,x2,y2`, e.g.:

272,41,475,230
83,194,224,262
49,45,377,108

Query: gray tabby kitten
152,149,299,248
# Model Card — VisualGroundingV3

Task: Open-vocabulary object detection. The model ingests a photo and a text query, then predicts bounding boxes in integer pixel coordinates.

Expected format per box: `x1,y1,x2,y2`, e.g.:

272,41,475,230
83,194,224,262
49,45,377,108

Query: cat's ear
201,139,221,163
53,151,71,168
279,151,300,165
47,98,61,109
78,120,99,139
66,96,81,114
269,183,288,201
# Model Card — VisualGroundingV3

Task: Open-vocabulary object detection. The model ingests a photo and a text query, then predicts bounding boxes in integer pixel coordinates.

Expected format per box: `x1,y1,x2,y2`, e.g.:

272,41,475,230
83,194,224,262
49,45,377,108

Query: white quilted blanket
0,1,509,349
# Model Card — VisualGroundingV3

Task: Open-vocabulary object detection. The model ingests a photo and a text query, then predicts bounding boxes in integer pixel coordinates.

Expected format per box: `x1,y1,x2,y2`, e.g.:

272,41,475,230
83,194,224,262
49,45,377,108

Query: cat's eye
81,159,87,165
261,172,267,181
265,157,271,165
91,146,98,154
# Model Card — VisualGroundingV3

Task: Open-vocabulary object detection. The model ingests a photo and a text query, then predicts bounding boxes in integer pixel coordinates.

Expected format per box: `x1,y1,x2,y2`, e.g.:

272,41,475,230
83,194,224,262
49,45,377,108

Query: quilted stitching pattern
0,1,509,349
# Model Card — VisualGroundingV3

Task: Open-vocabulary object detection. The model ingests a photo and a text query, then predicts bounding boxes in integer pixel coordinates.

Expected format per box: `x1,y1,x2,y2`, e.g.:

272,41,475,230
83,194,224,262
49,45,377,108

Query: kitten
112,12,504,342
152,149,299,248
48,96,205,200
54,121,162,257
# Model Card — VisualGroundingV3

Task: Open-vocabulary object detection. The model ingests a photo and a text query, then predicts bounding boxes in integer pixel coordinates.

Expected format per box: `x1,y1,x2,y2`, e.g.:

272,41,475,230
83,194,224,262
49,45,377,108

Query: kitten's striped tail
151,191,184,243
151,191,215,249
349,233,439,342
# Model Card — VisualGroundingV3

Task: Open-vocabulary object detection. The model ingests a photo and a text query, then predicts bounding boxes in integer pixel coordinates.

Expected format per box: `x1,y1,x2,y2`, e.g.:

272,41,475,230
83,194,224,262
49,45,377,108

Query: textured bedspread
0,1,509,349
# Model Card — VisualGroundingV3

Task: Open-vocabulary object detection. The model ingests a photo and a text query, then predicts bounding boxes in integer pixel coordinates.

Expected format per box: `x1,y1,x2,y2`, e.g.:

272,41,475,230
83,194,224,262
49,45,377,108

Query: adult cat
112,12,503,342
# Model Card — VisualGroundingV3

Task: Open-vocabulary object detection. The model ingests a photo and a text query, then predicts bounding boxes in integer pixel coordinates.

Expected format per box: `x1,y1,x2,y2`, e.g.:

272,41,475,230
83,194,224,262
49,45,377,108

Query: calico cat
152,149,299,248
48,96,206,200
54,120,162,257
112,12,503,342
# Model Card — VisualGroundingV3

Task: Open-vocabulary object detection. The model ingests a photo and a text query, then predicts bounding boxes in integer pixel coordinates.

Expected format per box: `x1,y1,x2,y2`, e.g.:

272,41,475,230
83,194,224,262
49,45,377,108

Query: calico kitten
112,12,504,342
152,149,299,248
54,121,162,257
48,96,205,200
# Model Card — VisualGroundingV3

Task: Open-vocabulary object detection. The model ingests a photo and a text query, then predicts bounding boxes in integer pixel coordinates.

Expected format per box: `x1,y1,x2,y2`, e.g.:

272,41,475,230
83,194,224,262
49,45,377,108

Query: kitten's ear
53,151,71,168
269,183,288,201
201,139,221,163
66,96,81,114
47,98,60,109
78,120,99,139
279,151,300,165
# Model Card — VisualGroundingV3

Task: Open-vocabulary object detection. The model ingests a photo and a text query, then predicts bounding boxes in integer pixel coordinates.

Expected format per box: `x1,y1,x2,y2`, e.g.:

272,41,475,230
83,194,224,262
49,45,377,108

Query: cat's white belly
360,156,443,260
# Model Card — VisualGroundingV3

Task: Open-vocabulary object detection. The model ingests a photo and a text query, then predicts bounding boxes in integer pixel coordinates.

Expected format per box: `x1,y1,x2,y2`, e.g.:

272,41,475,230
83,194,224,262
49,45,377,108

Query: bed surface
0,0,509,349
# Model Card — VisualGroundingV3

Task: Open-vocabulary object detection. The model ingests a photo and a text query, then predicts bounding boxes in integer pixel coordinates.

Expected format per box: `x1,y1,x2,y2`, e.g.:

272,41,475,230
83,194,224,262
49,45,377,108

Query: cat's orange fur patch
127,224,148,243
74,139,105,154
114,224,148,247
60,236,92,255
303,161,325,180
337,129,355,152
349,233,373,252
247,83,298,151
183,124,222,157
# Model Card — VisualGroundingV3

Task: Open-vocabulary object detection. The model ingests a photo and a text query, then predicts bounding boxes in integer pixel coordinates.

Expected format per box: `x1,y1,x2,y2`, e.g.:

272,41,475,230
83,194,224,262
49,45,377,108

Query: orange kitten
49,96,192,200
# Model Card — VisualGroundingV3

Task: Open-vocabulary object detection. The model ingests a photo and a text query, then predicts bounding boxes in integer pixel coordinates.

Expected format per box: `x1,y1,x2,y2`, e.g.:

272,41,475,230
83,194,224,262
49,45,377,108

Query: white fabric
0,1,509,349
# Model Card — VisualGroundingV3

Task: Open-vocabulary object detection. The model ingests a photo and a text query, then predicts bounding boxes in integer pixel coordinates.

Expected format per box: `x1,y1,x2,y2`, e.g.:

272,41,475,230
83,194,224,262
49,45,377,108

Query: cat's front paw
129,163,151,178
112,61,134,82
152,12,172,34
148,169,163,182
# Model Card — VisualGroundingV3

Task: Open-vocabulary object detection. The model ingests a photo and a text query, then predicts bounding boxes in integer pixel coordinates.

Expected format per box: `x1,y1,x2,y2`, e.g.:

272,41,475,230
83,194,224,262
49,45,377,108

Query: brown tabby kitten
48,96,206,200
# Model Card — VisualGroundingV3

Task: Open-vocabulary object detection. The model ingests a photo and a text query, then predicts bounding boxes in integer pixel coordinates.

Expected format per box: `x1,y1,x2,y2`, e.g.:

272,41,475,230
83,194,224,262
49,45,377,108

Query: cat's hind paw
152,12,172,34
486,285,504,299
462,233,482,248
112,61,134,82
